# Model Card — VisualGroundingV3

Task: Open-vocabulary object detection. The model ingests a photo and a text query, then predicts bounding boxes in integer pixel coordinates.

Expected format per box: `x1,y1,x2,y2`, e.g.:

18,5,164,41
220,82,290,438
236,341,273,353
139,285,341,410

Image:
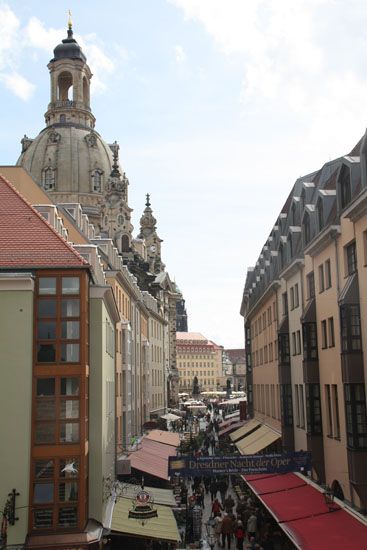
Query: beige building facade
241,133,367,514
176,332,222,394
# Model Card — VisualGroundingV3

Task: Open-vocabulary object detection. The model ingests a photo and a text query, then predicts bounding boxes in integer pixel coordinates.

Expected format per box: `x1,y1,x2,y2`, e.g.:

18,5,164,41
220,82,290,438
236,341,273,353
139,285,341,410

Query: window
340,165,351,208
303,212,311,244
280,384,293,426
317,198,324,230
318,264,325,293
36,276,81,364
92,169,103,192
279,243,285,269
42,167,55,191
288,234,293,259
35,377,80,445
325,260,332,289
321,320,328,349
306,272,315,300
328,317,335,347
32,457,80,530
294,284,299,308
302,322,318,361
332,385,340,439
296,330,301,355
282,292,288,316
344,384,367,449
306,384,322,435
299,385,305,428
292,332,297,356
278,333,290,365
269,342,273,362
340,305,362,352
325,385,333,436
295,385,300,427
290,287,294,310
346,241,357,275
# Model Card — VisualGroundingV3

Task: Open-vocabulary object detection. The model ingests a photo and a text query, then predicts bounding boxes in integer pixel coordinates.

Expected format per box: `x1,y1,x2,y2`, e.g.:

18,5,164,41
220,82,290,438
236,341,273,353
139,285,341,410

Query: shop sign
168,451,311,477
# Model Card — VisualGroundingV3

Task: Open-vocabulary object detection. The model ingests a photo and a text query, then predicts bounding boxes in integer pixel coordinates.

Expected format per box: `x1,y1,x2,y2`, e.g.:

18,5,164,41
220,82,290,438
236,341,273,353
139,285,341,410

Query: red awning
247,473,306,495
243,473,367,548
283,509,367,550
261,484,334,522
129,437,177,480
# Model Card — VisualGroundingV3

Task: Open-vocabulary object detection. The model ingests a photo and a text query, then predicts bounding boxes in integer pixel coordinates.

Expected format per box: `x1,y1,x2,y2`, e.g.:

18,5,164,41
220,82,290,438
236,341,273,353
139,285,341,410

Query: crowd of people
172,404,291,549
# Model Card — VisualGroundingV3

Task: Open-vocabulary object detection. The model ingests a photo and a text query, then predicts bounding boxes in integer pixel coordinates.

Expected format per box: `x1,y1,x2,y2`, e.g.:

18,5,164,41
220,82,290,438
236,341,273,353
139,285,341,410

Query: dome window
91,169,103,192
42,167,55,191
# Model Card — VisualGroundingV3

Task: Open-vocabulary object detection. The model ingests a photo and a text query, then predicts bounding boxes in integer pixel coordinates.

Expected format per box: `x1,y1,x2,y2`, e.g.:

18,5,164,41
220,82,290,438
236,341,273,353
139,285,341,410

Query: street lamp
323,485,337,511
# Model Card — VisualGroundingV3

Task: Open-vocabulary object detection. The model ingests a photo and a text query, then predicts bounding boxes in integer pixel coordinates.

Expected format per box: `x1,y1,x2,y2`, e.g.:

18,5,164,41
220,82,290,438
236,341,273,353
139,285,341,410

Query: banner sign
168,452,311,477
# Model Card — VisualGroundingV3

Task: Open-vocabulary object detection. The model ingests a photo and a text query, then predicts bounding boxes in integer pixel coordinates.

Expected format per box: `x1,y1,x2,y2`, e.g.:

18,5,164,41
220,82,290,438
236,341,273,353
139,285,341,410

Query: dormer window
340,165,351,209
303,212,311,245
91,169,103,192
287,234,293,260
291,202,297,225
300,190,306,211
317,198,324,231
42,167,55,191
279,243,285,270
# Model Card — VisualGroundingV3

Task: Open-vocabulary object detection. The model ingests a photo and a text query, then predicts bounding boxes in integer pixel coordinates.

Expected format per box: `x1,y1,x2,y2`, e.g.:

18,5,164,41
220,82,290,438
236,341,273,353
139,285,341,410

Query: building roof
145,430,180,447
0,175,88,269
176,332,207,341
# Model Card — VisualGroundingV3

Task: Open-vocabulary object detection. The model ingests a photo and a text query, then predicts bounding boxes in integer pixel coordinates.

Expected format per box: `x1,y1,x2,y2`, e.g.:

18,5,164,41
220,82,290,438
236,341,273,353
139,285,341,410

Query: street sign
168,451,311,477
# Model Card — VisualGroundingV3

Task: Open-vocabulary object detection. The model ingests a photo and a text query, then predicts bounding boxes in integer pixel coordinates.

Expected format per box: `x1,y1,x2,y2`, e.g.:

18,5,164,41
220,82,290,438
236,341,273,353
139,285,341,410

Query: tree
192,376,200,396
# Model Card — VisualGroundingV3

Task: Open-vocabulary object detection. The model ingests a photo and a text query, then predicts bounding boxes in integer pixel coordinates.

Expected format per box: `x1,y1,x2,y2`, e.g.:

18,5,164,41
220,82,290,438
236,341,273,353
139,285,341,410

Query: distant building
176,332,223,393
225,349,246,391
175,287,188,332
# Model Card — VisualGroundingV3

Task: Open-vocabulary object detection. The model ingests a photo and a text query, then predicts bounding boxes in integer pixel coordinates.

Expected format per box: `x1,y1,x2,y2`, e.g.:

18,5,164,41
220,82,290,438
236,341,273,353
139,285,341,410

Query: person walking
210,478,218,502
224,494,235,514
234,520,246,550
246,510,258,540
219,477,228,504
214,514,223,547
221,512,233,548
212,497,223,518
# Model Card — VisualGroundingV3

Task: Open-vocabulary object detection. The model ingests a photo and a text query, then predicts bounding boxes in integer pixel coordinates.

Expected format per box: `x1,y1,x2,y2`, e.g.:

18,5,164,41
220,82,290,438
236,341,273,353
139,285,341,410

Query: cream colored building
176,332,222,393
241,133,367,514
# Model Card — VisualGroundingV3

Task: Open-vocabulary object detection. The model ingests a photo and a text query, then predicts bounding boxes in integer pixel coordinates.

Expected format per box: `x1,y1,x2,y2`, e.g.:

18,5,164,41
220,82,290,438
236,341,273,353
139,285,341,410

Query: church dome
52,29,87,63
17,125,121,220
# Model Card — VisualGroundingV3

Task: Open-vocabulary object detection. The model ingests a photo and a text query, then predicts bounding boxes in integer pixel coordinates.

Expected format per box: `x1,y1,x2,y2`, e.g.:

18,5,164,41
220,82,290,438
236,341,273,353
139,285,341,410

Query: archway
57,71,73,101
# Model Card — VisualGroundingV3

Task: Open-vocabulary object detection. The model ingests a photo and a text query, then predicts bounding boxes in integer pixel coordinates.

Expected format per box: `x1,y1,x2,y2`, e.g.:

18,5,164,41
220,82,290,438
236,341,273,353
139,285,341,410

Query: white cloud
175,45,187,64
0,71,35,100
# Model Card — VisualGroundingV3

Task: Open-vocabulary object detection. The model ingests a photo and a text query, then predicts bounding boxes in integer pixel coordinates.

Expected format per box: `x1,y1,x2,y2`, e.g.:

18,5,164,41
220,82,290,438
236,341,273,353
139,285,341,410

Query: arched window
117,215,124,226
303,212,311,245
92,170,103,192
57,71,73,102
340,165,351,208
42,167,55,191
60,114,66,123
121,235,130,252
317,198,324,231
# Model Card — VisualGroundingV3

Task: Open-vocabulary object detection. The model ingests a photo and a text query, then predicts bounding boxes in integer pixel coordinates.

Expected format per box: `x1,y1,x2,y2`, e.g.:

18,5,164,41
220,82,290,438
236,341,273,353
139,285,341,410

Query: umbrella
161,413,181,421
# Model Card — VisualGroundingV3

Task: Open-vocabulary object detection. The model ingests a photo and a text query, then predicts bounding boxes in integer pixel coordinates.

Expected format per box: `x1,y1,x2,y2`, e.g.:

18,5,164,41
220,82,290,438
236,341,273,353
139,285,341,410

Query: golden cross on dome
68,9,73,30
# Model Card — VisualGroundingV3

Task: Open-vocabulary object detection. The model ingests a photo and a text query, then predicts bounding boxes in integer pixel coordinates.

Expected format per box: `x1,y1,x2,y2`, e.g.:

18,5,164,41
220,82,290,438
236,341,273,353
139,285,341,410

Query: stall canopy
236,425,280,455
243,472,367,549
111,499,180,543
129,437,177,480
230,419,260,442
145,429,180,447
160,413,181,422
219,420,244,438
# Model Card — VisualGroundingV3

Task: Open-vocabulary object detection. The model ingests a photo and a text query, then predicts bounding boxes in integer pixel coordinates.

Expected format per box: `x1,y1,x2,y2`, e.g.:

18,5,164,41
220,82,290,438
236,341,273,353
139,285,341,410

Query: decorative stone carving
21,135,33,153
84,131,97,147
48,129,61,143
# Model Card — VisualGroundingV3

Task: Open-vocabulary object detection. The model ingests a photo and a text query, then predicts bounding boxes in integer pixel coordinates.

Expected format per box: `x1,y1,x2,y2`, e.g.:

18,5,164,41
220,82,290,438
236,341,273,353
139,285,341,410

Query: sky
1,0,367,349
